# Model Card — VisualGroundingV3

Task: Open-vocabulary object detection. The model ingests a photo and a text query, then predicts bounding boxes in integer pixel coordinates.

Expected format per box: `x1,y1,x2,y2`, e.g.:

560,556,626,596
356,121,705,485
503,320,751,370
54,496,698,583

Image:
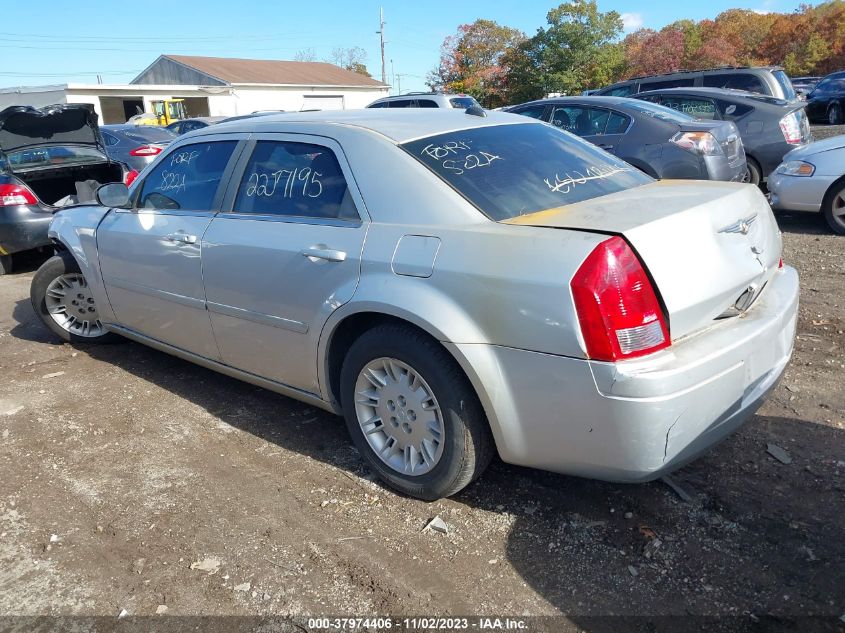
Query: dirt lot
0,160,843,630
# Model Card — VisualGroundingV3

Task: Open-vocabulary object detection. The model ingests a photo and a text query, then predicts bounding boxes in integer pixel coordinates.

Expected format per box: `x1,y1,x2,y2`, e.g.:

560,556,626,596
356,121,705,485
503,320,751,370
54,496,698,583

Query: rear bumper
0,204,53,255
703,154,746,182
768,171,835,212
451,266,799,482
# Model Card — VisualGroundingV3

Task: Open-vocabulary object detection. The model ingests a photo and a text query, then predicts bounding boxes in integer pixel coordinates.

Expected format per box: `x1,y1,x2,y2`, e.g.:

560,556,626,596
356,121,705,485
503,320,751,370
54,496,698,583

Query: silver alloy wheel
831,187,845,230
44,273,106,338
354,357,445,476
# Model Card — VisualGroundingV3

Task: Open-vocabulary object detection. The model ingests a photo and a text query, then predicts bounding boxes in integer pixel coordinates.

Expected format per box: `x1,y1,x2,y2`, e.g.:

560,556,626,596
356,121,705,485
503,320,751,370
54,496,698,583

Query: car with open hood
0,104,135,274
29,110,798,500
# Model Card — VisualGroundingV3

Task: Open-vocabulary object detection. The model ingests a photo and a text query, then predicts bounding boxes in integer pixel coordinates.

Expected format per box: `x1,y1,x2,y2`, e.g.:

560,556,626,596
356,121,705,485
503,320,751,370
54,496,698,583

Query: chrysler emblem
718,213,758,235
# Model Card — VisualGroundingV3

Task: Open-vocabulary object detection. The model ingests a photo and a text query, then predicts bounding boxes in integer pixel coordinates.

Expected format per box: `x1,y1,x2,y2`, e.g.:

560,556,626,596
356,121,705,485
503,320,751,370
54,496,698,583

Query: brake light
779,112,804,145
778,257,783,269
670,131,722,156
0,183,37,207
124,169,140,187
570,237,670,362
129,145,162,157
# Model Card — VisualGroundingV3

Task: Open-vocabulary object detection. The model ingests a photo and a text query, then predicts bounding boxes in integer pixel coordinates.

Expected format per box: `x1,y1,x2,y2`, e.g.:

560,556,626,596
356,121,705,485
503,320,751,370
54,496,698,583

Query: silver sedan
768,135,845,234
29,110,799,500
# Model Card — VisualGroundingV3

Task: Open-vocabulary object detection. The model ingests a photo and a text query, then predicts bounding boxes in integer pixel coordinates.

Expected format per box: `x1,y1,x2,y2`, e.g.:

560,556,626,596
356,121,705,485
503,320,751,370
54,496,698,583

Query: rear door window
606,112,631,134
137,141,236,211
644,77,696,90
417,99,439,108
388,99,415,108
550,106,610,136
401,123,652,221
231,140,358,220
510,105,547,120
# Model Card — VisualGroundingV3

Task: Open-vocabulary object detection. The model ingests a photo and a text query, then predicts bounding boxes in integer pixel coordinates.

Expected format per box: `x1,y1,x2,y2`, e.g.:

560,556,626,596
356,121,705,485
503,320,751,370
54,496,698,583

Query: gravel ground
0,132,843,632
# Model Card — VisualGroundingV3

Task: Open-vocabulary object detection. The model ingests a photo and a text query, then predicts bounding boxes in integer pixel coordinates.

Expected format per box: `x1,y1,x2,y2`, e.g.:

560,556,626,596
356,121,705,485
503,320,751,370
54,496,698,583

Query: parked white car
768,135,845,234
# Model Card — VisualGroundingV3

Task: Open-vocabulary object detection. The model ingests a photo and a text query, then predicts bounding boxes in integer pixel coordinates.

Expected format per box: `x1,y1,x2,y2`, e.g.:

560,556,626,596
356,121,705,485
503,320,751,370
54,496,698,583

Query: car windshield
6,145,107,169
401,123,652,221
624,99,696,123
449,96,481,109
773,70,797,100
121,127,176,143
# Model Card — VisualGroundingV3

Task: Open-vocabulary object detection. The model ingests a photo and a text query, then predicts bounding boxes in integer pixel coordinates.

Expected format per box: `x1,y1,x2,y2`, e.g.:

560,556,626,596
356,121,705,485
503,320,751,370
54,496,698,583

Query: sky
0,0,813,93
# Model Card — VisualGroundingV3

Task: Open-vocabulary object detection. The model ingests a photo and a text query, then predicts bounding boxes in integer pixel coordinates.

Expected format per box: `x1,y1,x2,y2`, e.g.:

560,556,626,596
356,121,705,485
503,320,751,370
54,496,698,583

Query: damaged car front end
0,104,135,273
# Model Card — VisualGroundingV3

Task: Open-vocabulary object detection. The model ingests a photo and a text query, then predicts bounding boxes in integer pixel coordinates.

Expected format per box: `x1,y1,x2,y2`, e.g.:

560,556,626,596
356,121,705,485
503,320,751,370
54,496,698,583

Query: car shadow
8,298,844,626
772,209,830,236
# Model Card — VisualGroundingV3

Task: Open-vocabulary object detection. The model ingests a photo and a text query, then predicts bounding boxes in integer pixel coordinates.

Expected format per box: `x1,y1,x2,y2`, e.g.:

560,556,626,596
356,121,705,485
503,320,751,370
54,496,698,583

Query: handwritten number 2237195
246,168,323,199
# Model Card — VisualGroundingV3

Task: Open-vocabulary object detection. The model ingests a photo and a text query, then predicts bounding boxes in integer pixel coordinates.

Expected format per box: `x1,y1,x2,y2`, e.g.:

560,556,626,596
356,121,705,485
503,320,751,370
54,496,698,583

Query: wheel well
326,312,449,409
822,174,845,209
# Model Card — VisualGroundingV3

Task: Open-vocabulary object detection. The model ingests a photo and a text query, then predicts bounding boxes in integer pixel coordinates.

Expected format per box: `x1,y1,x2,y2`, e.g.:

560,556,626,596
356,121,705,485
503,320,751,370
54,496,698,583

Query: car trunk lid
504,180,782,341
0,104,104,157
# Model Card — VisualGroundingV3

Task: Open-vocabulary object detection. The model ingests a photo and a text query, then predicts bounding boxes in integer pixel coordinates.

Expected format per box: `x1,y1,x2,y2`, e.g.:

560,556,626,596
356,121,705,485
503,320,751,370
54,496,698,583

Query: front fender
48,205,116,323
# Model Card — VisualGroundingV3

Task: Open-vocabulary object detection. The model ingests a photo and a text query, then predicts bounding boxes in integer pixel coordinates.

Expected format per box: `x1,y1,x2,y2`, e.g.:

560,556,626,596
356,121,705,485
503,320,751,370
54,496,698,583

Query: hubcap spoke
44,273,105,338
354,356,445,476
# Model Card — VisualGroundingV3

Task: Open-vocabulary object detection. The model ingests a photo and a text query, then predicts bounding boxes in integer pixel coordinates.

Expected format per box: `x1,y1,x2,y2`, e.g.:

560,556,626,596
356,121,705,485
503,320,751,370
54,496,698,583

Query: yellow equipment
133,99,188,126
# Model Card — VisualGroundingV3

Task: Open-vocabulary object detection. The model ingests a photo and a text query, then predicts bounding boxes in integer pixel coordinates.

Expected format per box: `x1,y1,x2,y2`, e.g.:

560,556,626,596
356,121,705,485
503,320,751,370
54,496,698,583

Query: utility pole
376,6,386,85
395,73,405,95
390,59,395,94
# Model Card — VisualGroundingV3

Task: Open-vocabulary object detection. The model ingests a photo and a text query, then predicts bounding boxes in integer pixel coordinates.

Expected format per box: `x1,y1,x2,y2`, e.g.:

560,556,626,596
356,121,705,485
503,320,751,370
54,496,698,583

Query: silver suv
367,92,482,109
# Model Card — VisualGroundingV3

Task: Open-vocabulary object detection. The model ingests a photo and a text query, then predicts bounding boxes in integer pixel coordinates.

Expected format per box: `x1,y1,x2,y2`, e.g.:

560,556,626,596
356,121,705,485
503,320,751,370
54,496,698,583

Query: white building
0,55,390,123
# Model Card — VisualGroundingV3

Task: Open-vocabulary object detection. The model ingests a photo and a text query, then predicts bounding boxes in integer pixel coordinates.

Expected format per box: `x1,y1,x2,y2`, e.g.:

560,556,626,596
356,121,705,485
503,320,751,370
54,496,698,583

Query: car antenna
465,105,486,117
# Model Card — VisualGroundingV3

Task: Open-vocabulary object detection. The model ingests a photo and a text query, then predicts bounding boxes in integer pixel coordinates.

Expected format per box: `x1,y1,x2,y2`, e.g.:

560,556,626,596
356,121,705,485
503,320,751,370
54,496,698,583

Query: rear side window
644,78,696,90
124,127,176,143
368,101,388,108
232,140,358,220
703,73,765,94
604,85,635,97
401,123,652,221
772,70,797,100
388,99,414,108
717,100,753,119
138,141,236,212
102,132,119,147
417,99,439,108
550,106,609,136
606,112,631,134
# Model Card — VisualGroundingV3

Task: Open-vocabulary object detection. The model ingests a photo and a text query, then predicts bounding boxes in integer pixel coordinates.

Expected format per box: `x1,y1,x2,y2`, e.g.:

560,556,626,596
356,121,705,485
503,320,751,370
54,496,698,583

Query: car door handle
300,246,346,262
166,232,197,244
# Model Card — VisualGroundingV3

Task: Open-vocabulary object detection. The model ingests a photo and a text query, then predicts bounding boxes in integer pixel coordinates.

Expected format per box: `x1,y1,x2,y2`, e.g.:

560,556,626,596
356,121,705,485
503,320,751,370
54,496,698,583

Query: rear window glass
123,127,176,143
7,145,107,168
772,70,797,100
703,73,766,94
449,96,481,109
401,123,651,221
625,99,696,123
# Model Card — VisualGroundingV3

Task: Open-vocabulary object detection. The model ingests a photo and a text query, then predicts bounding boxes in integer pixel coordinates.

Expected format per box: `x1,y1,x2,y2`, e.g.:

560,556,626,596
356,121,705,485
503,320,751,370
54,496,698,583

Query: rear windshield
122,127,176,143
401,123,652,221
772,70,797,101
449,96,481,109
624,99,696,123
6,145,107,169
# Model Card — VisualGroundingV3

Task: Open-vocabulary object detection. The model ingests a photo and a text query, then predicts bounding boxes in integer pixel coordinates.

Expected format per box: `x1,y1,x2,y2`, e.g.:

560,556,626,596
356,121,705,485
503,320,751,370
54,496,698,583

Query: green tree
429,19,525,108
507,1,625,97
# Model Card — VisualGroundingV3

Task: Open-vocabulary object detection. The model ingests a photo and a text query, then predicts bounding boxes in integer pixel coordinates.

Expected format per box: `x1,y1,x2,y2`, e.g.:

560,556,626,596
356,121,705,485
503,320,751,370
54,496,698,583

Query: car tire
340,323,494,500
0,255,11,276
822,179,845,235
30,252,121,343
828,103,843,126
743,158,762,187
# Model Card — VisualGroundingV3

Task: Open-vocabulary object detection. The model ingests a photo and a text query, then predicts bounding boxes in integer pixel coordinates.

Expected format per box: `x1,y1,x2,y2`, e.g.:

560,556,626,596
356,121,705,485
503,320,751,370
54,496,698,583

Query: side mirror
96,183,130,208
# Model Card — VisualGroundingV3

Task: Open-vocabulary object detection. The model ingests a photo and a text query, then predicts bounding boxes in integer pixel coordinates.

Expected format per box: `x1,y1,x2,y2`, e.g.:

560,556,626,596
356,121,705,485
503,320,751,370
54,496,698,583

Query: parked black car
101,124,176,172
0,105,132,274
804,71,845,125
634,87,812,185
593,66,797,101
791,76,822,97
505,96,746,182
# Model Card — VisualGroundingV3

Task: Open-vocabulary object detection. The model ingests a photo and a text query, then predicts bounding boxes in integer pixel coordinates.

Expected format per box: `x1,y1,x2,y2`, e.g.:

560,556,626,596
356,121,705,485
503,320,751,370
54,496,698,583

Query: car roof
202,109,530,144
509,96,647,108
615,66,783,83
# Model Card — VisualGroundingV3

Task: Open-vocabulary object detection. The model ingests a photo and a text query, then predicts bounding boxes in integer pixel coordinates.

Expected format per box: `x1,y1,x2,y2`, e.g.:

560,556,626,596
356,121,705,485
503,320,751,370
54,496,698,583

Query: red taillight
124,169,140,187
129,145,162,157
0,183,37,207
779,112,804,145
778,257,784,269
570,236,670,362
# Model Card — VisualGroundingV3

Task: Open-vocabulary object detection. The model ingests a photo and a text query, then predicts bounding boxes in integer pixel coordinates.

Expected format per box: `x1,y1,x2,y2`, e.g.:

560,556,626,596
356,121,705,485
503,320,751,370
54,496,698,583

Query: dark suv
804,71,845,125
594,67,797,102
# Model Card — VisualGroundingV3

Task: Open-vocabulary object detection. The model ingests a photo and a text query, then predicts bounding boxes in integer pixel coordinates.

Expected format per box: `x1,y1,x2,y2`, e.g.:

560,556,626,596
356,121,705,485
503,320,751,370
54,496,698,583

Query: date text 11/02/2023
307,617,529,630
